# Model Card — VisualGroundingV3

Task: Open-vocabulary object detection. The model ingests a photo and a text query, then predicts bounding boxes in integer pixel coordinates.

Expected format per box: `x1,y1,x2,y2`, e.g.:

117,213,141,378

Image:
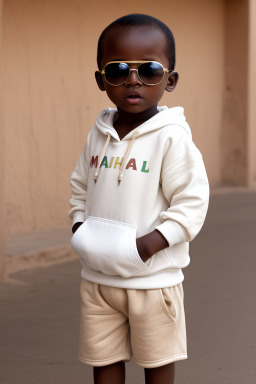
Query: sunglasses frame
100,61,171,86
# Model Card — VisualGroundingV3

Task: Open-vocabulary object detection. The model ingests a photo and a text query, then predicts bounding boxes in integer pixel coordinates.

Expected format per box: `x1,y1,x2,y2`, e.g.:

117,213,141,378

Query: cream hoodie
69,106,209,289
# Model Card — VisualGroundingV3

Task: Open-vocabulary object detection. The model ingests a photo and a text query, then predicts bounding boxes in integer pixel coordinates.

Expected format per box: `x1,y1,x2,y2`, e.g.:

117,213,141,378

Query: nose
124,69,142,86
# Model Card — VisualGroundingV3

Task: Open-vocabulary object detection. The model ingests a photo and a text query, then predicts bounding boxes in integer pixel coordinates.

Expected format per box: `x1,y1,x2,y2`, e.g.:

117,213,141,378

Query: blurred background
0,1,256,383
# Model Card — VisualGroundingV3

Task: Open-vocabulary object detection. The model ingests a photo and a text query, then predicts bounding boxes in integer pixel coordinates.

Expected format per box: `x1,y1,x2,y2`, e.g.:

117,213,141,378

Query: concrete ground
0,189,256,384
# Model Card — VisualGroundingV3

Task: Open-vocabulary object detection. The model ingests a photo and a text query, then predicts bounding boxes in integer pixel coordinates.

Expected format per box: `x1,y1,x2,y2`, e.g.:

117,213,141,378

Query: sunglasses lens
139,62,164,85
104,63,129,85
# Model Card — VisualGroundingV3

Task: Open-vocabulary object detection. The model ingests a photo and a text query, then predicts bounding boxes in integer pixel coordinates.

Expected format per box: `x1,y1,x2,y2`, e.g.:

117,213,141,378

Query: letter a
100,156,108,168
126,158,137,170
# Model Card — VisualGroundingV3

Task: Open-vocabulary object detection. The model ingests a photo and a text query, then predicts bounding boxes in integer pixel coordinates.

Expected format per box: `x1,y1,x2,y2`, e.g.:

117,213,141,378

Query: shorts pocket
71,216,149,278
157,287,178,323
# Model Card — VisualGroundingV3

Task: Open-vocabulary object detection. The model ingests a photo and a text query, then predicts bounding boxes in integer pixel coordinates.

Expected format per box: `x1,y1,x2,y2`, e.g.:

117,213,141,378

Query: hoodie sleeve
68,141,90,226
155,127,209,247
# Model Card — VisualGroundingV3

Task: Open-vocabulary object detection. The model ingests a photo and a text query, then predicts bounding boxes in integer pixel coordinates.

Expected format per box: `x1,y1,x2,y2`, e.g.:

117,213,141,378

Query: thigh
79,279,132,366
128,284,187,368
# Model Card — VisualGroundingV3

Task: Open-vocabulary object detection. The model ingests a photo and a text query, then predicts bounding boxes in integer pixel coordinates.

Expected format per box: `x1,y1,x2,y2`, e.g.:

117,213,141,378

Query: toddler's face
95,26,178,117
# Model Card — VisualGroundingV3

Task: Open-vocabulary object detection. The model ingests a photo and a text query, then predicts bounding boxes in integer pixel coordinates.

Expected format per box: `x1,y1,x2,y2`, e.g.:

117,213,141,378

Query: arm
137,131,209,262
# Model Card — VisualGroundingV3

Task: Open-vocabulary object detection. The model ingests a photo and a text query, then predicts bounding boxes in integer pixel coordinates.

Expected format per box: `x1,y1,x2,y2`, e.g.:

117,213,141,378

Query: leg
94,361,125,384
144,362,175,384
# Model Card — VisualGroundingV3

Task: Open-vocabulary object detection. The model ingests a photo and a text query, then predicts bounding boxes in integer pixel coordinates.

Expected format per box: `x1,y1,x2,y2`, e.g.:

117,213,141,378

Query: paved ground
0,190,256,384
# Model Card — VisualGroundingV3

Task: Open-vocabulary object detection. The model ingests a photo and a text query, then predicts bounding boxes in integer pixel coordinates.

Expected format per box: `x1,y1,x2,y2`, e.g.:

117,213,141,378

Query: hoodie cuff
72,211,85,226
155,220,185,247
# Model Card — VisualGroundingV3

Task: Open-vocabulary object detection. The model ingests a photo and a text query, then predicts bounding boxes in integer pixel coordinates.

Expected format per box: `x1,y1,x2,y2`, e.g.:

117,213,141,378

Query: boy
69,14,209,384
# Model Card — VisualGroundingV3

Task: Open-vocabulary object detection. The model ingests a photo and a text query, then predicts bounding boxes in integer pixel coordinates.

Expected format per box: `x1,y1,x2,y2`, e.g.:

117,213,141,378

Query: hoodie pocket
71,216,149,278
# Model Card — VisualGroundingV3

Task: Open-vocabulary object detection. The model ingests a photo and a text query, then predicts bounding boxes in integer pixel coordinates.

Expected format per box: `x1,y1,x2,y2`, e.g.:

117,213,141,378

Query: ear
95,71,106,91
165,71,179,92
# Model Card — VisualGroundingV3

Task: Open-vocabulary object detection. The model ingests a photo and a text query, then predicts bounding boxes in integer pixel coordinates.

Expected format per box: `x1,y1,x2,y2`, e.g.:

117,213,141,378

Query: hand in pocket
136,237,152,263
72,222,83,234
136,230,169,263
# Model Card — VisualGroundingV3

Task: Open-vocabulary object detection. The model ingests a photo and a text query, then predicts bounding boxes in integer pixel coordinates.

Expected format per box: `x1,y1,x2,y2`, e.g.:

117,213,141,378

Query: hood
95,106,192,141
94,106,192,184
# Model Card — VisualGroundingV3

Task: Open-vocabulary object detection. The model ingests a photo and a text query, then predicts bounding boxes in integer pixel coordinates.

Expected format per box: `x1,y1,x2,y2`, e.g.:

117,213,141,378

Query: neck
114,105,159,139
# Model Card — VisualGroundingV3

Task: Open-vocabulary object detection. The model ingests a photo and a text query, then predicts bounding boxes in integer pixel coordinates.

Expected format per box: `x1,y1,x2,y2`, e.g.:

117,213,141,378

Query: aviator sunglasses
101,61,171,86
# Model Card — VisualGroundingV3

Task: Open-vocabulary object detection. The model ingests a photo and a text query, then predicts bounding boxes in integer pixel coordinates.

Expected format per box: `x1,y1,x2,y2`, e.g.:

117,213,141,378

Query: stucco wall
221,0,248,185
2,0,224,237
248,0,256,187
0,0,4,277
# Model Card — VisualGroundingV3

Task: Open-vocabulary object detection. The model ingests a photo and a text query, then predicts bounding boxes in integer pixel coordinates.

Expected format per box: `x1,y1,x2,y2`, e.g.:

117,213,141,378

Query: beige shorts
79,278,187,368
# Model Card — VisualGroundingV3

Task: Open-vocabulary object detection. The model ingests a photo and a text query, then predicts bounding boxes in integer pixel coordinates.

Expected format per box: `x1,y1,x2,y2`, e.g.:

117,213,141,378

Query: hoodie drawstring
94,130,139,184
118,130,139,184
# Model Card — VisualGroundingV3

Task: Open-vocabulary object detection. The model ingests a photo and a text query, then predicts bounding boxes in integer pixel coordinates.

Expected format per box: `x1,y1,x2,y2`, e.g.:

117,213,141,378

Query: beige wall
248,0,256,187
221,0,248,185
0,0,4,278
2,0,224,237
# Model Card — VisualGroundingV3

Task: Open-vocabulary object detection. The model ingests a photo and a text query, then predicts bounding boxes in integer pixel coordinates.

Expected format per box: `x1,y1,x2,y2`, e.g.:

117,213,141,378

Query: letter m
90,156,98,168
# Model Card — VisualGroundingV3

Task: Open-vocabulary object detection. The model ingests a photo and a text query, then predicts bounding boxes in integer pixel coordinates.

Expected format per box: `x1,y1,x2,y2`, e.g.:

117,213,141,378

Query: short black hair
97,14,176,71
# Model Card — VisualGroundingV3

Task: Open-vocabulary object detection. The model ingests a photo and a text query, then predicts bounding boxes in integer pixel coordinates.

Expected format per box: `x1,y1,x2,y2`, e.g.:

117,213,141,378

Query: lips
125,91,143,98
127,95,141,98
125,92,143,104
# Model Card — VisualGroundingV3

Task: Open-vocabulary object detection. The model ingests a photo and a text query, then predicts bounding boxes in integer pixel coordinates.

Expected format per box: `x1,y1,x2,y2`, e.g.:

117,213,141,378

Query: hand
136,236,152,263
72,222,83,234
136,230,169,263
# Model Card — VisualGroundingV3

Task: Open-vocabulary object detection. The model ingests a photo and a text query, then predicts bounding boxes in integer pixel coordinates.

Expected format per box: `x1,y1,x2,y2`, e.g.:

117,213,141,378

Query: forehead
101,26,168,67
